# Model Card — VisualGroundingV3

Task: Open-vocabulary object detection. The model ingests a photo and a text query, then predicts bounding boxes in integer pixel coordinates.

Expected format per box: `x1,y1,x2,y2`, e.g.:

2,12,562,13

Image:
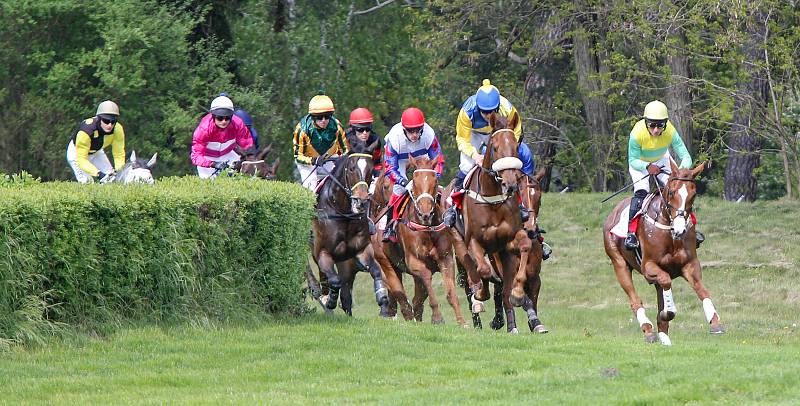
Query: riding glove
646,164,661,175
96,171,115,183
211,161,229,170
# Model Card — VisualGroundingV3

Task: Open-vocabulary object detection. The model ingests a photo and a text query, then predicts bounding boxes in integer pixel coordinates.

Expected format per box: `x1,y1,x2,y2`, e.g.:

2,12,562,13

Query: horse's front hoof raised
709,324,726,334
471,300,485,314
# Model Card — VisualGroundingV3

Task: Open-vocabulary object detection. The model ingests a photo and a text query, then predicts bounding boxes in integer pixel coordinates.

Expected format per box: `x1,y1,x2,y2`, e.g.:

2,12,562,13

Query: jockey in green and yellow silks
292,94,348,191
624,100,703,250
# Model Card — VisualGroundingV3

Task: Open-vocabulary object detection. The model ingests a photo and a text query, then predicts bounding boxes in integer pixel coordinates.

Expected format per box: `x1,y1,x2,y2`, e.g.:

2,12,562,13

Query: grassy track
1,193,798,404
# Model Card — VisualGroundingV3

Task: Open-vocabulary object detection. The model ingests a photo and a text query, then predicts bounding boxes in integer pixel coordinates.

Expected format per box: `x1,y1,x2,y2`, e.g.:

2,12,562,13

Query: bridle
643,174,696,232
318,152,374,220
467,128,523,205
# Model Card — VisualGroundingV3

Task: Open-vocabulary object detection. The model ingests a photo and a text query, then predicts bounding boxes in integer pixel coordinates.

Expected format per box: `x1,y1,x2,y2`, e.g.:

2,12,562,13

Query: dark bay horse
308,139,389,316
603,160,724,345
376,155,466,326
451,112,538,333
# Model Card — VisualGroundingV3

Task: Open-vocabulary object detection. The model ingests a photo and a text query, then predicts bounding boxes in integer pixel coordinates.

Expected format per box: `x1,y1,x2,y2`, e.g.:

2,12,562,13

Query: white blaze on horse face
357,158,368,180
672,184,689,235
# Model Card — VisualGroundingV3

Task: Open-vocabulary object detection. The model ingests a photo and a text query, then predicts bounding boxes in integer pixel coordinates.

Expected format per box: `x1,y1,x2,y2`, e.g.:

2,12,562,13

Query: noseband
468,129,523,205
645,175,696,231
408,168,439,219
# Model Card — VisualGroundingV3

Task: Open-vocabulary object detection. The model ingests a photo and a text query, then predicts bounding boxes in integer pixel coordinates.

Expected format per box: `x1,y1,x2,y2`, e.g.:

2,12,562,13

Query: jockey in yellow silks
624,100,704,250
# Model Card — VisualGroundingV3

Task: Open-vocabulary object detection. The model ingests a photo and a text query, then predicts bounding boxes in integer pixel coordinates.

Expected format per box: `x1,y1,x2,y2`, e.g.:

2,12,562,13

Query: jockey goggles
646,119,667,129
403,126,423,135
311,113,333,121
354,126,372,133
100,117,117,125
213,115,232,122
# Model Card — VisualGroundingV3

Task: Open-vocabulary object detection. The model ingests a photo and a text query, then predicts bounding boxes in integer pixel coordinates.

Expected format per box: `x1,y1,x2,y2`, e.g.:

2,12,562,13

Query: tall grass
0,193,797,404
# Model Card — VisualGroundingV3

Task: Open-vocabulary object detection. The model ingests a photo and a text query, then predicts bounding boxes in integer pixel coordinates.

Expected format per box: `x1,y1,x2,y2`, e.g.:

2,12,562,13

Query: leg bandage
662,289,677,313
636,307,653,328
702,298,718,323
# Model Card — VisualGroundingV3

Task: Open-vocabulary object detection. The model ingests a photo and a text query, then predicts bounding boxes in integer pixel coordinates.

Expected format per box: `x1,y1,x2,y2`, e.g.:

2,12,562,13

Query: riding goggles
646,119,667,129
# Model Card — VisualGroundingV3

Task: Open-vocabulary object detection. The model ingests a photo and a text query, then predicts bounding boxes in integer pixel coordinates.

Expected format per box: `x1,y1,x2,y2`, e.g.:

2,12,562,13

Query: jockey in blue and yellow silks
624,100,703,250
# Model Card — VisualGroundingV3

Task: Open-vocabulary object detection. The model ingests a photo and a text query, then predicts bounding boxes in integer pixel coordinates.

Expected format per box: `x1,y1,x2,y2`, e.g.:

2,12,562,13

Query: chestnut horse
452,112,538,333
307,138,389,316
376,155,466,326
603,160,724,345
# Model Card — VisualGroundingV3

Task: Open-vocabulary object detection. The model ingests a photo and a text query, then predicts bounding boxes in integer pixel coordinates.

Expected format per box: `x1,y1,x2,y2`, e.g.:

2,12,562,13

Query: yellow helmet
643,100,668,120
96,100,120,117
308,94,335,114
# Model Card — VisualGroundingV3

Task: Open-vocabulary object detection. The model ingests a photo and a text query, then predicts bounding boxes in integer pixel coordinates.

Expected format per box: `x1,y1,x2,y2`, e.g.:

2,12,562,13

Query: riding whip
600,173,651,203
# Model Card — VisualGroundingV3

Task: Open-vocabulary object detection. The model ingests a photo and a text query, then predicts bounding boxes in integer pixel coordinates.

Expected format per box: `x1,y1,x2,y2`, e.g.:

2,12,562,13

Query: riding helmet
643,100,669,120
475,79,500,111
308,94,335,114
401,107,425,128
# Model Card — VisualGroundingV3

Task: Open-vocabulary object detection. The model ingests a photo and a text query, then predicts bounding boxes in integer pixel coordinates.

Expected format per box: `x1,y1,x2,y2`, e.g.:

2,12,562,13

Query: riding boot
624,191,647,250
443,206,457,227
368,219,376,235
695,231,705,248
382,220,397,242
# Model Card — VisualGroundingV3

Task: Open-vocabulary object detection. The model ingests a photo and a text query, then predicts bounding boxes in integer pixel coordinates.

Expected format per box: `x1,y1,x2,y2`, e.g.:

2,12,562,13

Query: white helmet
96,100,120,117
209,95,234,116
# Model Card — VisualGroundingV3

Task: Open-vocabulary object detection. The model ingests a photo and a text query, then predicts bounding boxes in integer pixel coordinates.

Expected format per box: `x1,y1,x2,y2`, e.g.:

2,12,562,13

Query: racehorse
449,112,539,333
447,168,548,333
307,138,389,316
377,155,466,326
108,151,157,184
233,144,280,179
603,160,724,345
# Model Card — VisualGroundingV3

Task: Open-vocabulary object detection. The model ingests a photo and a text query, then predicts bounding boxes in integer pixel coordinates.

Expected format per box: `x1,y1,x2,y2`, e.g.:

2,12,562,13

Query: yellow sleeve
456,109,478,158
292,123,313,165
111,123,126,171
75,131,100,176
335,123,348,155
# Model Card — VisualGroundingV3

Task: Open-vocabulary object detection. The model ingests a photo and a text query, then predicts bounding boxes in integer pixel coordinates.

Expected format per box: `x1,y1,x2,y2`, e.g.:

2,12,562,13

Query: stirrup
695,231,705,248
541,242,552,261
624,233,639,250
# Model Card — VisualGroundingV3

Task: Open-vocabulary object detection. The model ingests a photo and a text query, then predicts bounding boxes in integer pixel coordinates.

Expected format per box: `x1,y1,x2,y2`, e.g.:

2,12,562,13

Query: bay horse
446,168,548,333
603,160,724,345
233,143,280,179
307,138,389,316
376,155,466,326
452,112,539,333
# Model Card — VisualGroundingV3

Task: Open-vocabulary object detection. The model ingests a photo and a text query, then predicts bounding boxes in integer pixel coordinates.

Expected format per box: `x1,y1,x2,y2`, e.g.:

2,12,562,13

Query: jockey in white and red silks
191,95,254,179
381,107,444,242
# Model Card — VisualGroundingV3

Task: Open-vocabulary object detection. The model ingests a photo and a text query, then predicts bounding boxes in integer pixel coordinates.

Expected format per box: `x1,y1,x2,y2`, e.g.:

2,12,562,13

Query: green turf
1,193,798,404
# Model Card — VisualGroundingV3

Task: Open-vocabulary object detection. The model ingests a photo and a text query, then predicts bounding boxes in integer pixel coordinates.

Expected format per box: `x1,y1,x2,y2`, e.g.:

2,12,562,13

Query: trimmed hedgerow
0,177,314,346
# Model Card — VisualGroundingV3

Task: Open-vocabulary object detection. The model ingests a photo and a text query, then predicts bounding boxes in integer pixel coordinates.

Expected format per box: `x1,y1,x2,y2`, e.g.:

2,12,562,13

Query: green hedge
0,177,315,346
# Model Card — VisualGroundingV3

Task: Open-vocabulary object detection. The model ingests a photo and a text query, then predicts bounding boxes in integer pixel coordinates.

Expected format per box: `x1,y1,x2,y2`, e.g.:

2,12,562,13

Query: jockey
381,107,444,242
191,95,255,179
292,93,348,191
233,108,259,149
442,79,551,259
345,107,383,192
67,100,126,183
625,100,704,249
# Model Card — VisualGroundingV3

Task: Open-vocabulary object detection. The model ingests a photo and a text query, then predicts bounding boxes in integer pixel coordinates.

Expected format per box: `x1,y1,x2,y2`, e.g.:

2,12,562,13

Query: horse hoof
509,327,519,334
471,301,485,314
709,324,726,334
490,318,504,331
644,333,658,343
318,295,329,307
432,318,444,325
658,332,672,346
533,324,549,334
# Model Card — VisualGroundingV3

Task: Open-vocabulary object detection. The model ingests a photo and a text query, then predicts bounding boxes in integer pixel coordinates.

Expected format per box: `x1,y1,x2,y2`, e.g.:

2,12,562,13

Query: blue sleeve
518,142,535,176
384,142,405,184
249,126,259,149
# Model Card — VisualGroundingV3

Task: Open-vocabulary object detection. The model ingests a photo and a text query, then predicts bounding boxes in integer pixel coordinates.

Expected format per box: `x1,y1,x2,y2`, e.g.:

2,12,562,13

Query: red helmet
401,107,425,128
349,107,373,125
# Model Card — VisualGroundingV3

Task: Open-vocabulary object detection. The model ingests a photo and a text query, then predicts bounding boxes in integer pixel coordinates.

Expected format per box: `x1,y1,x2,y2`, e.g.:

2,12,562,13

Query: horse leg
378,258,413,320
490,284,505,330
510,230,532,306
464,279,482,329
438,253,467,327
499,251,520,333
305,260,322,299
467,240,492,312
524,261,548,334
683,259,725,334
612,254,656,343
411,276,428,322
416,269,444,325
337,260,355,316
316,252,340,311
358,247,389,308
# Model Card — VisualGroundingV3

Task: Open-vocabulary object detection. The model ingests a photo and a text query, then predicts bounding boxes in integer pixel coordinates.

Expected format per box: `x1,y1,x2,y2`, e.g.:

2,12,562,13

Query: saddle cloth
609,194,696,239
447,165,486,209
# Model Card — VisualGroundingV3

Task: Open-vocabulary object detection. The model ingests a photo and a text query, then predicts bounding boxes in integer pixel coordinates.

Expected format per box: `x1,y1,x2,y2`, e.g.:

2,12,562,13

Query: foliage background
1,0,798,200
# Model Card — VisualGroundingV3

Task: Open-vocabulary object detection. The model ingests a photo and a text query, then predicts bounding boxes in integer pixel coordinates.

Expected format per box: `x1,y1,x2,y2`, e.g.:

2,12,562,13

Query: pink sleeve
191,118,211,167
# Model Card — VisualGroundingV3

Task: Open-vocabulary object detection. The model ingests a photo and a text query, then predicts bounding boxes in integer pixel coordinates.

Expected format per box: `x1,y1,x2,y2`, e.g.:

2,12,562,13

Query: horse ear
270,157,280,173
508,112,519,132
129,150,137,163
534,167,547,182
691,161,706,178
146,153,158,168
669,158,679,175
257,143,273,160
488,112,499,131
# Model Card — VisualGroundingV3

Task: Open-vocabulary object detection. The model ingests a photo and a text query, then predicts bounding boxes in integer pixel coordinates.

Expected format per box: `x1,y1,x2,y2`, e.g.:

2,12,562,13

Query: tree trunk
665,28,694,154
573,27,614,192
724,9,769,202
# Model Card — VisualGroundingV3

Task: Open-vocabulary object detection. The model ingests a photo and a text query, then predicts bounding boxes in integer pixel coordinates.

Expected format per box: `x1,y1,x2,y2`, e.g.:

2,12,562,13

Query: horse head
484,112,523,196
408,154,440,225
332,138,378,214
236,143,280,179
663,160,705,240
116,151,157,184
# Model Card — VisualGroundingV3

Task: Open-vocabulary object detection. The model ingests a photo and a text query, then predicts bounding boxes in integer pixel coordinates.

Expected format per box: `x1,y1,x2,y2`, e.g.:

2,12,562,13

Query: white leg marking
658,332,672,346
702,298,718,323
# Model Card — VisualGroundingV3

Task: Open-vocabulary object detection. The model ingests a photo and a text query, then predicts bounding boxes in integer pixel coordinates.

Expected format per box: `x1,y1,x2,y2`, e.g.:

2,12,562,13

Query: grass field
1,193,798,404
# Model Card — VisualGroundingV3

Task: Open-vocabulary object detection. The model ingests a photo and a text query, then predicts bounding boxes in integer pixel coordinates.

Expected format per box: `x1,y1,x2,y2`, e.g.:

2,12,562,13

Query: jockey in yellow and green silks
624,100,703,250
292,94,348,191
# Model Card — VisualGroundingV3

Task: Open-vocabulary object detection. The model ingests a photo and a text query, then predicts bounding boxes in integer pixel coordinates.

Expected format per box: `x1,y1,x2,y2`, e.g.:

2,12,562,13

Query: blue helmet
475,79,500,111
